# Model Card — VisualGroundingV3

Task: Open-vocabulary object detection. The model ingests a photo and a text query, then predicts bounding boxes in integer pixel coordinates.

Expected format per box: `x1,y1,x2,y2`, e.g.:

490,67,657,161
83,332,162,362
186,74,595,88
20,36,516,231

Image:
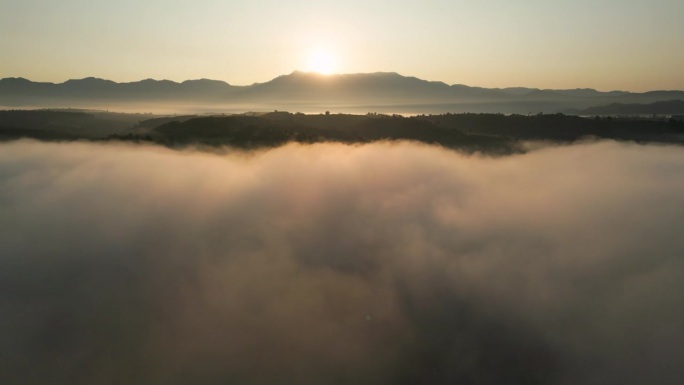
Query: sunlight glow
306,49,337,75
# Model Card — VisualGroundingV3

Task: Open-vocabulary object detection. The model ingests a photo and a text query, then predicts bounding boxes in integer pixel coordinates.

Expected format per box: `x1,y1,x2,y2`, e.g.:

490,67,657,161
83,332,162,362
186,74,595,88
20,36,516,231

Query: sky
1,0,683,91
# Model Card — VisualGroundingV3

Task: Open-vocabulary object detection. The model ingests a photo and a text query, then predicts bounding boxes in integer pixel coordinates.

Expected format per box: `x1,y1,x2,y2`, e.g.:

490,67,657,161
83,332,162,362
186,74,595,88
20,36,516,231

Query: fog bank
1,140,683,384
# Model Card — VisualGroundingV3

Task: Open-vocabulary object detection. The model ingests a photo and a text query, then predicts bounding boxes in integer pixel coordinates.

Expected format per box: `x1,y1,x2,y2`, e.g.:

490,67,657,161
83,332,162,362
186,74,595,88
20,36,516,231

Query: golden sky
1,0,683,91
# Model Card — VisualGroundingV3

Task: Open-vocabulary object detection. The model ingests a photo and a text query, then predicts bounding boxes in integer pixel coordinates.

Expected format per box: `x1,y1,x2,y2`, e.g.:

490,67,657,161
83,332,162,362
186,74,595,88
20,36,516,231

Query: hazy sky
1,0,683,90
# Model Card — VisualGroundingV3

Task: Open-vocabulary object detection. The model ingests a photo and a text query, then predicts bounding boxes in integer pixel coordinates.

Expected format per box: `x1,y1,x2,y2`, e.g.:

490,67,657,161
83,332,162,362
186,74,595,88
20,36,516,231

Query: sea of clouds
1,139,683,384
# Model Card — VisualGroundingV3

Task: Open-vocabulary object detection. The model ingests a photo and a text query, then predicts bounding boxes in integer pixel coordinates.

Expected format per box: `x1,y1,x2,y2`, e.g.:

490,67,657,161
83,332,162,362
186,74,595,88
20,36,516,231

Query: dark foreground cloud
1,140,683,384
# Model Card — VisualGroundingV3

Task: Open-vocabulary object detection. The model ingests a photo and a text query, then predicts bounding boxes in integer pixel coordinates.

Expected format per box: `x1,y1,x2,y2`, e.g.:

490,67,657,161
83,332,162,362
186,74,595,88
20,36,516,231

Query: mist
1,140,683,384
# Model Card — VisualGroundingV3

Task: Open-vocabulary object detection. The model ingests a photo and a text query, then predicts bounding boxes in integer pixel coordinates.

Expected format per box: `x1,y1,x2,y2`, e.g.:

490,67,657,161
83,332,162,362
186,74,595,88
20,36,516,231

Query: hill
3,109,684,151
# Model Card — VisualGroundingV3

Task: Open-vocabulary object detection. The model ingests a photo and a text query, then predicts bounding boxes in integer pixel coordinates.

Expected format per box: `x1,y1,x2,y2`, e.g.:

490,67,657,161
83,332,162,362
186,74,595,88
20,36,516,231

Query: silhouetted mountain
553,88,628,98
2,72,684,114
566,100,684,116
0,77,240,107
496,87,628,98
242,71,488,103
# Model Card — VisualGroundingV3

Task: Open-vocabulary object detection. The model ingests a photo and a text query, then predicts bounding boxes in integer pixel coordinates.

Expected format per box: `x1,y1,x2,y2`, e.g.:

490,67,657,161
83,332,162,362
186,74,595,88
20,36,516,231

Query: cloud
1,140,683,384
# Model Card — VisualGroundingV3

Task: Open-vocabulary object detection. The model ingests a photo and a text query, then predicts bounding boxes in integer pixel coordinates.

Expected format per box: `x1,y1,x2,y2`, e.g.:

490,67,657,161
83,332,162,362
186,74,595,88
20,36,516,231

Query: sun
306,49,337,75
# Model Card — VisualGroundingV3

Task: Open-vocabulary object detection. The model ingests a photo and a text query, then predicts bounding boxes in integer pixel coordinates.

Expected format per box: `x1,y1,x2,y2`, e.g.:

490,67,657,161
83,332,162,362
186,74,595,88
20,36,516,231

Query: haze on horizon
2,0,683,92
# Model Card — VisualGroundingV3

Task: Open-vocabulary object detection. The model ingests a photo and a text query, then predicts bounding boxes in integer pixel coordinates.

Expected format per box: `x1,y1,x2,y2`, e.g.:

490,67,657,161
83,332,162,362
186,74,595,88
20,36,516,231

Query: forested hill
2,110,683,153
144,112,684,152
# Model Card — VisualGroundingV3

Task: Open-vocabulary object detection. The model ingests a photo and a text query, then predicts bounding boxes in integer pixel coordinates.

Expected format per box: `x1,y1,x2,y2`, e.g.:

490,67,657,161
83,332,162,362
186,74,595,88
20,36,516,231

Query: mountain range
2,71,683,114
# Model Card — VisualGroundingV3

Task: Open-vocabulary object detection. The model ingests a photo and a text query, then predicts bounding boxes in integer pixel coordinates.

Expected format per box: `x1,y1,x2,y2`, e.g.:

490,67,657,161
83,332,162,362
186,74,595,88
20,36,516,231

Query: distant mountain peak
64,77,116,85
137,78,177,85
0,77,32,83
182,78,229,85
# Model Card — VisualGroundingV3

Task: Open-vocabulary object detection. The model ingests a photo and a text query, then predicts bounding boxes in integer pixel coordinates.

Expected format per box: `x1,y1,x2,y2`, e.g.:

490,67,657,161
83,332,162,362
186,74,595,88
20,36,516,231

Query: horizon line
2,71,675,94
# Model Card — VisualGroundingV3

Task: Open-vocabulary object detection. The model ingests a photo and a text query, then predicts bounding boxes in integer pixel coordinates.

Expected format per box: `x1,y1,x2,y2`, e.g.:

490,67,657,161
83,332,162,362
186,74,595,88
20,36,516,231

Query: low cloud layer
1,140,683,384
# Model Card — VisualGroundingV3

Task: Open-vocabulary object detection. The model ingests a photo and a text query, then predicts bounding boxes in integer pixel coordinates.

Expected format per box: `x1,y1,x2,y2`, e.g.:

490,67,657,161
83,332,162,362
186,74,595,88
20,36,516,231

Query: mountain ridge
1,72,653,93
2,71,684,114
